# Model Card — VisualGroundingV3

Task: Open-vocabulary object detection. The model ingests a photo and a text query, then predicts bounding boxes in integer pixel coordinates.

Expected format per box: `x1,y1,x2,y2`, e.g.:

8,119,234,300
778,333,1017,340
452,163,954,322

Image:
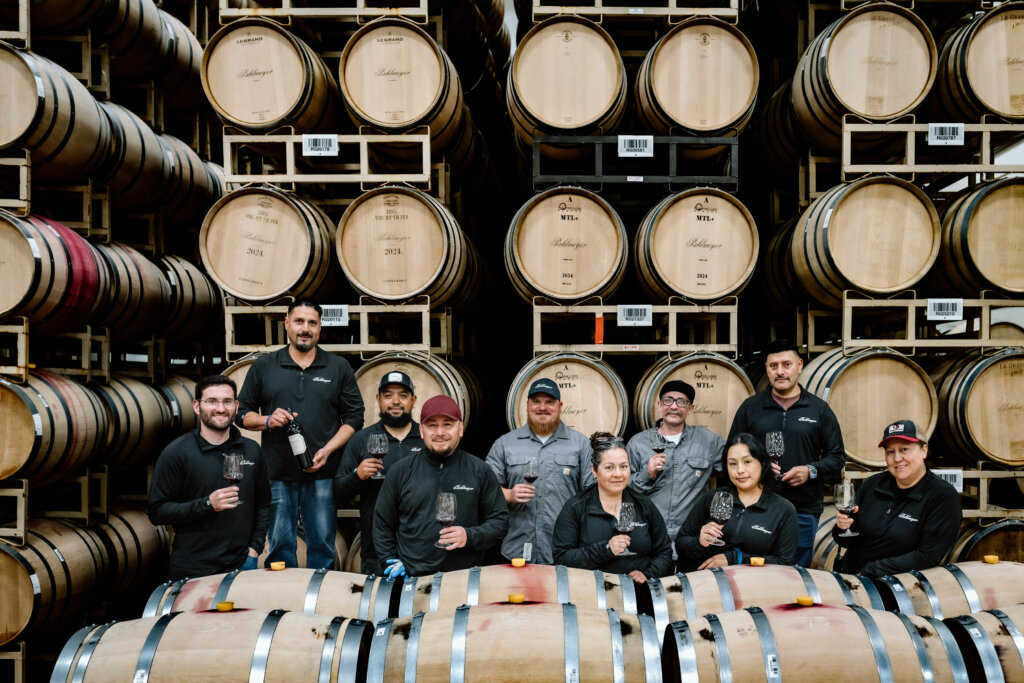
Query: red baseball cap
420,395,462,422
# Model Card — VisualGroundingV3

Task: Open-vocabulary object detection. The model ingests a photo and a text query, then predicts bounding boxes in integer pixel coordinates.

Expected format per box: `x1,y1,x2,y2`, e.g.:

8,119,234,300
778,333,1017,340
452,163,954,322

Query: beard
292,337,315,352
426,442,457,458
380,411,413,428
199,408,233,434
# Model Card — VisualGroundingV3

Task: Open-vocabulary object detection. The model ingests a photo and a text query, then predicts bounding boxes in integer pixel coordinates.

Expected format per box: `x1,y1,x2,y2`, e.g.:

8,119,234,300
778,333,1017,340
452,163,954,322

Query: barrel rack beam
845,468,1024,519
37,466,108,524
529,0,739,21
0,0,28,46
218,0,429,22
0,480,28,545
0,641,26,683
0,319,29,383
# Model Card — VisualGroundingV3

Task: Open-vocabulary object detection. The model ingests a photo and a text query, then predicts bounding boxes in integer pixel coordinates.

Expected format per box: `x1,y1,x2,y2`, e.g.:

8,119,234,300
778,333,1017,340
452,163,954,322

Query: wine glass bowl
367,433,388,480
834,483,859,537
223,453,243,485
765,432,784,478
708,491,733,547
523,457,539,501
435,492,457,548
615,501,637,556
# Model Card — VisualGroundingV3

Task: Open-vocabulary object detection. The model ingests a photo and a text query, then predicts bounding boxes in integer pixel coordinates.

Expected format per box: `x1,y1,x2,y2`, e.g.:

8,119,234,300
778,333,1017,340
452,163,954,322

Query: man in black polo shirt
727,339,846,566
333,370,424,575
149,375,271,579
237,300,364,569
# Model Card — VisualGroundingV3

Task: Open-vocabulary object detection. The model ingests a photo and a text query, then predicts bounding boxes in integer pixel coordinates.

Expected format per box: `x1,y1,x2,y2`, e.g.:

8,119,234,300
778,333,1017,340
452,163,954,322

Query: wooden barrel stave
92,242,171,340
91,374,170,471
942,603,1024,682
92,506,170,598
876,561,1024,619
97,101,173,210
949,519,1024,564
160,134,224,226
159,254,222,342
157,10,204,110
812,505,841,571
157,374,197,436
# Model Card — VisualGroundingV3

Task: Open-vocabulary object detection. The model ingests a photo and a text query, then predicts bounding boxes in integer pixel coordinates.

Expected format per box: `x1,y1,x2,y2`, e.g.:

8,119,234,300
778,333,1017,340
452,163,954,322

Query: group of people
148,301,962,584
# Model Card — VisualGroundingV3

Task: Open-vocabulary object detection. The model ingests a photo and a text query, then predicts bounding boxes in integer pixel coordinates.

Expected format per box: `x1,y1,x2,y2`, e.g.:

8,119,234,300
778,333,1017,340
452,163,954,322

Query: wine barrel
105,0,167,80
93,506,170,598
992,321,1024,344
791,176,941,309
92,374,171,471
160,254,222,342
0,44,111,180
759,218,804,315
51,610,372,682
930,176,1024,296
335,186,479,310
634,188,759,302
802,348,939,468
157,10,204,110
224,357,262,444
507,17,627,156
0,212,109,333
751,82,806,178
949,519,1024,564
158,375,196,436
143,569,397,623
160,134,224,226
507,352,628,437
202,18,339,133
812,505,841,571
368,603,660,682
0,518,109,646
199,186,336,302
354,351,480,429
632,353,754,437
344,533,362,573
663,603,966,683
504,187,627,303
97,101,173,211
253,529,349,570
20,0,116,31
635,18,758,158
872,561,1024,619
932,1,1024,122
930,349,1024,466
0,370,107,485
649,564,884,636
92,242,171,340
790,2,937,152
944,603,1024,682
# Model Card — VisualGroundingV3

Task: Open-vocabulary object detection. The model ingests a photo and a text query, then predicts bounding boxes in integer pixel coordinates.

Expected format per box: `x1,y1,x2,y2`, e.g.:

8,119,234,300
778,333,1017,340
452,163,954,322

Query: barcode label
928,123,964,146
320,304,349,327
617,304,652,327
628,7,644,13
627,175,644,182
927,298,963,321
932,468,963,493
302,134,338,157
618,135,653,158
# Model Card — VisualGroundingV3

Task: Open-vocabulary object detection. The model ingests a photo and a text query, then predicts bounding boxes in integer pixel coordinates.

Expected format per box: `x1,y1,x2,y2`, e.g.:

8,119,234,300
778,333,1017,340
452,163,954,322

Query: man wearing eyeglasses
626,380,725,554
149,375,272,580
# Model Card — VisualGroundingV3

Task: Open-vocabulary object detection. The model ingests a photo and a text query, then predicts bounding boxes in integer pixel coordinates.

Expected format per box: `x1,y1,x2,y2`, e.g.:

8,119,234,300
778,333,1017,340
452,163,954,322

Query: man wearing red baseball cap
374,395,508,578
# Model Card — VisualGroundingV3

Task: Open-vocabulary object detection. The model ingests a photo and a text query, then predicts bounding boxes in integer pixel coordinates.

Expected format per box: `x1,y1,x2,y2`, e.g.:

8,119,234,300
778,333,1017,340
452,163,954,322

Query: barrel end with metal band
709,566,736,613
875,574,917,614
50,623,102,683
636,612,662,683
944,614,1006,683
365,617,394,683
336,618,373,683
923,615,971,683
647,577,670,638
663,620,700,683
142,581,174,619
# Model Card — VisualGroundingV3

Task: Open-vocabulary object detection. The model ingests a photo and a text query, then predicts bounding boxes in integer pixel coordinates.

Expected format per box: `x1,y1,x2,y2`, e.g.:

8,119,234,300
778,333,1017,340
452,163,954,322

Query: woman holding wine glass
552,432,673,583
676,433,798,571
832,420,961,577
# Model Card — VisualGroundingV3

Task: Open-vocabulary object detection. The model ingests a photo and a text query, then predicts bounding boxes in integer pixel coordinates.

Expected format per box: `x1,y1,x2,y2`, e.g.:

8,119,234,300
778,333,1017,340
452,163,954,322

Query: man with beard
373,395,508,579
627,380,724,559
486,378,593,564
728,339,846,567
333,371,424,575
237,300,364,569
149,375,271,580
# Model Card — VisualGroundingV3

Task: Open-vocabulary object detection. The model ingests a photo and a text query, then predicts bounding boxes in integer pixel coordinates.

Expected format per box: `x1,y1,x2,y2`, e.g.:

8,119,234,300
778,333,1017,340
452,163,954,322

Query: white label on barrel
133,670,148,683
34,76,44,96
618,305,652,327
376,627,386,637
26,237,39,259
628,7,644,13
767,654,780,679
618,135,653,158
892,584,904,592
171,402,180,417
927,298,963,321
302,134,338,157
166,270,176,286
928,123,964,146
932,468,963,492
970,628,983,639
53,548,65,563
33,414,41,435
320,305,349,327
30,574,39,594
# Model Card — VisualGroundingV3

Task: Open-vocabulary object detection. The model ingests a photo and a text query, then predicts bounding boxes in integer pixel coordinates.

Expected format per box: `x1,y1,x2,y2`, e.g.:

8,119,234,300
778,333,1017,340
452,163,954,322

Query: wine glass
652,433,668,471
615,501,637,556
523,456,539,502
765,432,784,479
223,453,243,507
435,492,457,548
708,491,733,547
834,483,859,537
367,433,388,480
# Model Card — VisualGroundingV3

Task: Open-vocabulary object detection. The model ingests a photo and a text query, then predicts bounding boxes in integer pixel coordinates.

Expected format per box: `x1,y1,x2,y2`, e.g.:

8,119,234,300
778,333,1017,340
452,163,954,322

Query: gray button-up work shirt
486,422,594,563
627,424,725,549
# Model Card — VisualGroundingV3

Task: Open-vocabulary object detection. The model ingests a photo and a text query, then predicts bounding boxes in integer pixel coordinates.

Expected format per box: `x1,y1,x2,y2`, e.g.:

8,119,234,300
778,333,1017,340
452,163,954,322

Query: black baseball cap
659,380,695,403
878,419,923,447
527,378,560,400
379,371,414,393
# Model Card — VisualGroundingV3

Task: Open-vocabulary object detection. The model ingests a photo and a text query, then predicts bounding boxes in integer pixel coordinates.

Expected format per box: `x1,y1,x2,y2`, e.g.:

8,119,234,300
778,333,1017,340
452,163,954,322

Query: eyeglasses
660,397,692,408
200,399,236,408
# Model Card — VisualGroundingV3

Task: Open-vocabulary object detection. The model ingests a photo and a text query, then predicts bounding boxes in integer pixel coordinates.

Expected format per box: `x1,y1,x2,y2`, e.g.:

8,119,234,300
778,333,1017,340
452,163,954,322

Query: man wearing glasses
149,375,271,580
626,380,724,556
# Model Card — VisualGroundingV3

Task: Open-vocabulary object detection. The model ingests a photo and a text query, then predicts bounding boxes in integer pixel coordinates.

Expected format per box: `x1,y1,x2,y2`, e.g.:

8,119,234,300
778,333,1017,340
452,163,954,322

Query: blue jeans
242,554,258,571
268,479,336,569
795,512,817,567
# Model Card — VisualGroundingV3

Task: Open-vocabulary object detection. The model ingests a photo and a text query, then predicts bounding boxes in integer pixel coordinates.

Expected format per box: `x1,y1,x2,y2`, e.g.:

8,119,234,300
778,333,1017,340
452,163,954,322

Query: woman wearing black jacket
552,432,673,582
676,433,798,570
833,420,961,577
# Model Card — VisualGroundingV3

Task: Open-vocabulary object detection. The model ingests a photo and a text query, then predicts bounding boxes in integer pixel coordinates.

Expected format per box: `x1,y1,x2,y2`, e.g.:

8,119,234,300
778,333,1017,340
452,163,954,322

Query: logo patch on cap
388,372,403,383
889,424,904,434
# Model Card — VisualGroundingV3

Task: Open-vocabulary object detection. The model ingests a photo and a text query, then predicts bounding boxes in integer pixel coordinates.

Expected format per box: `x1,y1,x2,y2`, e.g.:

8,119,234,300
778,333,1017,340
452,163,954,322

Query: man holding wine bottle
149,375,272,580
727,339,846,567
486,378,594,564
237,300,365,570
626,380,725,557
373,395,508,578
333,371,424,575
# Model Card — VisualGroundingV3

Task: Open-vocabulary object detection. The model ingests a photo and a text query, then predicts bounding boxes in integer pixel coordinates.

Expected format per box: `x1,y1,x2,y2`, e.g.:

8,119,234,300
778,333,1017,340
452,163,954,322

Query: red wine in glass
523,474,539,484
523,457,539,502
615,502,637,556
435,492,457,548
834,483,859,537
223,453,244,506
708,491,733,546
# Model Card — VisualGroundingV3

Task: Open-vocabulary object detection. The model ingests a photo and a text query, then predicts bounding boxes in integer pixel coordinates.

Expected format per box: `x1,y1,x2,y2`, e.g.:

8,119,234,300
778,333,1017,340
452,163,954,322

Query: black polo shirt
237,347,364,481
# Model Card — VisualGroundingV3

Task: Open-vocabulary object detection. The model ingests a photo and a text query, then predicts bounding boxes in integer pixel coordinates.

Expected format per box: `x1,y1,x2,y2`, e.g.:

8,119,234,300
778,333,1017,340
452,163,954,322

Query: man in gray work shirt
627,380,724,558
486,378,593,563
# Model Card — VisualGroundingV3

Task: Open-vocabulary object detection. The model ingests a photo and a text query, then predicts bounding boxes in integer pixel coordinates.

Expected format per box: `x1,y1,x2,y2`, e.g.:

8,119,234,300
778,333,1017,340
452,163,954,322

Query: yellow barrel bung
984,555,999,564
511,558,526,568
508,594,525,604
751,557,765,567
796,596,815,606
216,602,234,612
270,561,286,571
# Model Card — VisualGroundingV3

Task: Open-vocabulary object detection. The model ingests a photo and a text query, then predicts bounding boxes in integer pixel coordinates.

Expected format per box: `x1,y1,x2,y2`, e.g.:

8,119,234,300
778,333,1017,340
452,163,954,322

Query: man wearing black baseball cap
333,371,424,575
832,419,961,576
486,378,593,564
626,379,725,554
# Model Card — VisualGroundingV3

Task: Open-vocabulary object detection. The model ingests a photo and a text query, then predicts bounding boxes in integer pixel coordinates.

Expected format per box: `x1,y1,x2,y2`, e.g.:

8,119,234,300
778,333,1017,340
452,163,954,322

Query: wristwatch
807,465,818,480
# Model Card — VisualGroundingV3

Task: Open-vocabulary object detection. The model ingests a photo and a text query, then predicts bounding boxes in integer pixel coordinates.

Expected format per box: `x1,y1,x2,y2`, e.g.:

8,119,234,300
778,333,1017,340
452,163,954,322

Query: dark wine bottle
286,414,315,469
